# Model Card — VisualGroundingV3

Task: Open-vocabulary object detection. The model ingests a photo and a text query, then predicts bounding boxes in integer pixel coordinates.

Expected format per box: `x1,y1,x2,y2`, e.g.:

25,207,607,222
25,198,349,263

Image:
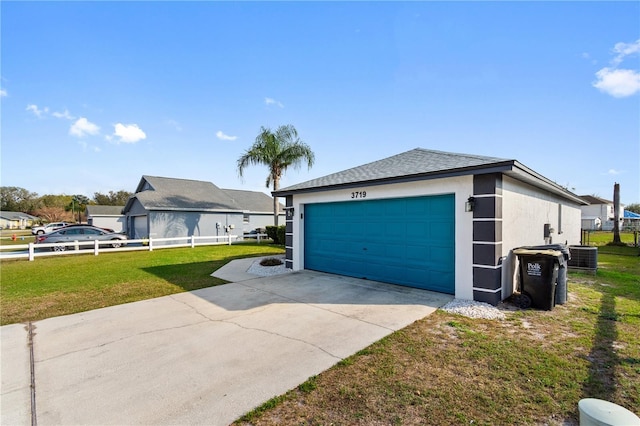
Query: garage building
273,148,586,305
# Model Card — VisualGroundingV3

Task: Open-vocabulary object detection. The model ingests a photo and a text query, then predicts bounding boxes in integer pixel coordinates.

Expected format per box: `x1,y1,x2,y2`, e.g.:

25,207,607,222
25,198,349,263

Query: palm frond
236,124,315,189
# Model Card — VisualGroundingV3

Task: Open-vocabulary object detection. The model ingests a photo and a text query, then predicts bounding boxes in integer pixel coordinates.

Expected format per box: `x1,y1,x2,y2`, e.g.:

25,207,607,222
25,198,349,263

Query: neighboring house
86,205,126,233
273,148,586,306
222,188,285,233
581,216,602,231
0,211,39,229
623,210,640,230
122,175,284,240
579,195,624,231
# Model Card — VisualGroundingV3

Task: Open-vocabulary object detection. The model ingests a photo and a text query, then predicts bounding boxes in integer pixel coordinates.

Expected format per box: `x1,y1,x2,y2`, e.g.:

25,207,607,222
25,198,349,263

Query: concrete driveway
2,264,452,425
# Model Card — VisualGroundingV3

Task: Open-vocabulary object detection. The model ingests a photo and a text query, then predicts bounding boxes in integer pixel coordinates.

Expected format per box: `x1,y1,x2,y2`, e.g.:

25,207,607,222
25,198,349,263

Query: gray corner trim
473,196,502,219
473,243,503,266
473,220,503,242
473,290,502,306
472,263,503,269
473,266,502,290
473,193,503,199
473,287,502,293
473,173,502,195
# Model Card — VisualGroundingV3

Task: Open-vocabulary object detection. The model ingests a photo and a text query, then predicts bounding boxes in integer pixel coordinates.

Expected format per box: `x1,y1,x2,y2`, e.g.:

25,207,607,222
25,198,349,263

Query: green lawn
0,243,284,325
3,239,638,424
584,230,638,247
236,245,640,425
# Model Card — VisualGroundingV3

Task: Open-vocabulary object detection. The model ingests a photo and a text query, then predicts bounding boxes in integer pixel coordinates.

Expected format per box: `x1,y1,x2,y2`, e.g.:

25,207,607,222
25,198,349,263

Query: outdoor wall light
285,207,294,218
465,196,475,212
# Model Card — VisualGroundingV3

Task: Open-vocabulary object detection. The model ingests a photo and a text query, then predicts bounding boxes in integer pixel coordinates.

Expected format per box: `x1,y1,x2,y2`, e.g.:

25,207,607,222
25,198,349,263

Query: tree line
0,187,132,222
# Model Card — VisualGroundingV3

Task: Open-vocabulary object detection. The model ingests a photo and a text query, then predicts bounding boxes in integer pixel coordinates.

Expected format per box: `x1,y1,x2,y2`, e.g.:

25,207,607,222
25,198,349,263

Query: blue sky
2,1,639,205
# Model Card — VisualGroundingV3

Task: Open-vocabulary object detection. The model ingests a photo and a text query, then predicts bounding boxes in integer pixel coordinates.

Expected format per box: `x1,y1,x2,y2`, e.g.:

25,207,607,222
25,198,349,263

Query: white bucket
578,398,640,426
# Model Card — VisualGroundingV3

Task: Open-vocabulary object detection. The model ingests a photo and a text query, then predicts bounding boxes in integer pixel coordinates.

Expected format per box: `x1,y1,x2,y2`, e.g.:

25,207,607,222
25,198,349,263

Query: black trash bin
520,244,570,304
513,248,563,310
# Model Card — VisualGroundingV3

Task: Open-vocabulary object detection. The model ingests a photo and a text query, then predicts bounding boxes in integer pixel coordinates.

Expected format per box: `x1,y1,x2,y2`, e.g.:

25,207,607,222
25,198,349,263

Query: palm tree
613,183,621,244
237,125,314,226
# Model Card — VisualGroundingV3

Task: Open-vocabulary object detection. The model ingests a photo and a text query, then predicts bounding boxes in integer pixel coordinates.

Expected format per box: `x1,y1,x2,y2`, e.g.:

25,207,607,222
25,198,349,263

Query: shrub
260,257,283,266
277,226,286,246
265,225,286,245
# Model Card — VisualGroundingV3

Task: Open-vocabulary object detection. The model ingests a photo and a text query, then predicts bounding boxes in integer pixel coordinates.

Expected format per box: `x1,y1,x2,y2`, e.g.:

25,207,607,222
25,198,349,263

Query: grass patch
234,245,640,426
1,243,284,325
585,231,638,247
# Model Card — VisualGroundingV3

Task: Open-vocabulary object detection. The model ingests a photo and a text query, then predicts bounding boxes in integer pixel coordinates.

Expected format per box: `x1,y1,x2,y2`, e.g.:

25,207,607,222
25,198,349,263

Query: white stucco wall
245,213,286,233
88,216,126,233
501,175,582,297
581,203,610,220
289,176,475,301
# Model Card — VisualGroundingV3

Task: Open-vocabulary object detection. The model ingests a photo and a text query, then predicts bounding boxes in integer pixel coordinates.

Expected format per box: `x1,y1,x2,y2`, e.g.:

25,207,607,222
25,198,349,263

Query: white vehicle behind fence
31,222,72,235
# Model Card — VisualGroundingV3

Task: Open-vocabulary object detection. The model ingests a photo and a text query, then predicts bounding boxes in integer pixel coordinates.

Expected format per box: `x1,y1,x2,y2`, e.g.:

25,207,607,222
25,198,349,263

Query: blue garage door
304,195,455,294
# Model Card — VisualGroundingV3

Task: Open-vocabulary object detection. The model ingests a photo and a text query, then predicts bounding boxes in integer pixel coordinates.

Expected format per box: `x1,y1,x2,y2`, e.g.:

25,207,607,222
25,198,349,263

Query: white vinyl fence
0,234,271,261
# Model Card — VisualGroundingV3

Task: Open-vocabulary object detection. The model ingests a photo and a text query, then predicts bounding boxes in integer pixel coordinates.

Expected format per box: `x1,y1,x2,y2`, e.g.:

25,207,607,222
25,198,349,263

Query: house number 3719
351,191,367,199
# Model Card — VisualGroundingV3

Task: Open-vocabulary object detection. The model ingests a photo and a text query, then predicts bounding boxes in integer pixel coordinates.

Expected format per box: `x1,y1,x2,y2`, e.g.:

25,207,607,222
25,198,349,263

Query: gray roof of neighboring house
124,176,283,213
221,189,284,213
273,148,586,205
0,211,39,220
126,176,239,212
86,205,125,216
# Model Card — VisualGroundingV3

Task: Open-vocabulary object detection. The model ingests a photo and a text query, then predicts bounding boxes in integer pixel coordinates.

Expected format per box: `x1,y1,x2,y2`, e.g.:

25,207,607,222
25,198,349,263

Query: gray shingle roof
221,189,284,213
132,176,239,211
275,148,512,194
86,205,125,216
0,211,39,220
125,176,282,213
272,148,587,205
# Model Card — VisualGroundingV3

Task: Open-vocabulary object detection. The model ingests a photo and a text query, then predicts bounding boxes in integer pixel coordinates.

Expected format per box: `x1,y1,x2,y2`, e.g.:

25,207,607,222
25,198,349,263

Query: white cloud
611,39,640,66
607,169,623,175
111,123,146,144
26,104,49,117
167,119,182,131
0,88,7,97
70,117,100,137
265,97,284,108
216,130,237,141
593,39,640,98
593,68,640,98
52,109,75,120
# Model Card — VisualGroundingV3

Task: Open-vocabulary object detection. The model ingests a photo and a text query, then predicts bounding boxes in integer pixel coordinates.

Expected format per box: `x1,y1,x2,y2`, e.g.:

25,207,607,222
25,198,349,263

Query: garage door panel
384,243,406,259
304,195,454,294
335,221,366,236
368,263,406,282
405,197,430,214
404,244,430,260
430,222,454,241
383,201,405,216
427,270,455,293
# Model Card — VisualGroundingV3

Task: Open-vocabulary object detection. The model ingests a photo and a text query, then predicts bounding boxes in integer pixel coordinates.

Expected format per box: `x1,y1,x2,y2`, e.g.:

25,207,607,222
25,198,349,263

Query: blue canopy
623,210,640,219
